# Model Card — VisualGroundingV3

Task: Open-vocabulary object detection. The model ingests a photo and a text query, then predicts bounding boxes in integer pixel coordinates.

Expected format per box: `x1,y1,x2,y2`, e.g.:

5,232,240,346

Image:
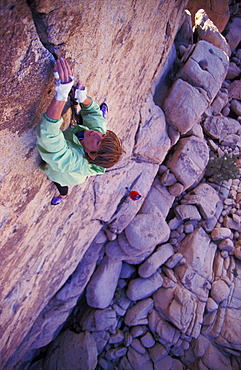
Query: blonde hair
86,130,123,168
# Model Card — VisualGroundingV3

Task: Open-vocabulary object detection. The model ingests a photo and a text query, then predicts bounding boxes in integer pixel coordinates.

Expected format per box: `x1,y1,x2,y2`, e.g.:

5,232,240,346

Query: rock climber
36,57,123,205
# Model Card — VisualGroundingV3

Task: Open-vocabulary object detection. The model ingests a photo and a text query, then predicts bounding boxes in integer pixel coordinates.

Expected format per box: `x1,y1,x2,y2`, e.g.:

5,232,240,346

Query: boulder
153,285,196,333
186,0,230,32
210,279,230,303
56,232,106,301
211,90,229,114
225,16,241,52
140,332,155,348
126,272,163,301
120,263,136,279
219,133,240,150
86,256,122,309
230,99,241,116
211,227,232,240
149,343,168,362
92,331,110,352
165,136,209,190
95,308,118,331
138,243,174,278
186,122,204,139
165,253,183,269
191,333,210,357
181,183,220,219
178,40,229,101
127,346,152,370
82,308,117,332
174,204,201,221
153,354,173,369
155,318,180,344
124,298,154,326
159,169,177,186
194,9,231,56
215,278,241,352
125,213,170,252
174,227,215,301
142,178,175,218
223,214,241,232
227,80,241,100
105,347,127,360
168,182,184,196
118,232,143,257
176,227,211,273
133,95,171,164
226,62,241,80
203,115,241,141
206,297,219,313
200,342,233,370
234,246,241,260
130,326,147,338
43,330,98,370
163,79,209,134
130,338,146,354
105,238,154,265
218,238,234,252
105,239,133,262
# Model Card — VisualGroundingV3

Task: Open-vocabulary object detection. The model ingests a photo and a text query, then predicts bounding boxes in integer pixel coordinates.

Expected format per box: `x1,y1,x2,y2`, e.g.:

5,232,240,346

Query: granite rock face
1,1,241,370
31,5,241,370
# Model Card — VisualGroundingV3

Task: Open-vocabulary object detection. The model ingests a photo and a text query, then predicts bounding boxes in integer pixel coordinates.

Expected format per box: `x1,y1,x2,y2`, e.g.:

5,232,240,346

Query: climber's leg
100,103,108,119
51,182,68,205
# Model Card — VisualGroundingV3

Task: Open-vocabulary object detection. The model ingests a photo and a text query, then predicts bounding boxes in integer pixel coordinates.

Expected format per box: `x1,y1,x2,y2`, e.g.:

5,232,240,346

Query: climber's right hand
74,80,88,103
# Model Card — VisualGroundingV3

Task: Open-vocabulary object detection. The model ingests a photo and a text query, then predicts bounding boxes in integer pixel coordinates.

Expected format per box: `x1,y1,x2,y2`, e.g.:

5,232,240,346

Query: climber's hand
74,80,88,103
54,57,74,84
54,57,74,101
76,80,85,90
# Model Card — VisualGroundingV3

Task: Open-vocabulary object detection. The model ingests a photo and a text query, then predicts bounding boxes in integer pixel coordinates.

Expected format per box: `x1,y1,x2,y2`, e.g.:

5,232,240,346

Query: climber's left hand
54,57,74,84
54,57,75,101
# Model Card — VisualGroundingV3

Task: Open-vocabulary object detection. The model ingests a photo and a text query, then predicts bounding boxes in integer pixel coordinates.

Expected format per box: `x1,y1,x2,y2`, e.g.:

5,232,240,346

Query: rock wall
19,5,241,370
0,0,189,368
1,0,241,369
21,6,241,370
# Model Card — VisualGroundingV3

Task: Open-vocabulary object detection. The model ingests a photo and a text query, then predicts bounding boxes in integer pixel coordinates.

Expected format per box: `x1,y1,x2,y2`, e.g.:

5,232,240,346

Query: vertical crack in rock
133,109,143,147
26,0,57,58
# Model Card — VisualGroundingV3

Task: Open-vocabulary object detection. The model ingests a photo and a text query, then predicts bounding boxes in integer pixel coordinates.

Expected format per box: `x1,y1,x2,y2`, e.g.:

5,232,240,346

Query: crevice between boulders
26,0,58,58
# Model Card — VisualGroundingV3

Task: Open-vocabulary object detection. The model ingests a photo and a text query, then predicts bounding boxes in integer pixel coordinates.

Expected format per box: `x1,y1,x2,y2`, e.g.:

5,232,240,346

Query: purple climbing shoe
100,103,108,119
51,195,66,205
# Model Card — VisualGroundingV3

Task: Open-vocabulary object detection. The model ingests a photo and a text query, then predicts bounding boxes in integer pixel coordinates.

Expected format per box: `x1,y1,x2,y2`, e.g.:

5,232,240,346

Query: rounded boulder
125,213,170,252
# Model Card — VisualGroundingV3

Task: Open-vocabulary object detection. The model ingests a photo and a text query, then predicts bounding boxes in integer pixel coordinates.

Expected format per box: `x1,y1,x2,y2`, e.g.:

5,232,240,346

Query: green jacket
36,99,106,186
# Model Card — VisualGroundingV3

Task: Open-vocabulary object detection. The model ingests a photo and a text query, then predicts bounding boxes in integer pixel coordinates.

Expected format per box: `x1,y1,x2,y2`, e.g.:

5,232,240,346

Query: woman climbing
36,57,123,205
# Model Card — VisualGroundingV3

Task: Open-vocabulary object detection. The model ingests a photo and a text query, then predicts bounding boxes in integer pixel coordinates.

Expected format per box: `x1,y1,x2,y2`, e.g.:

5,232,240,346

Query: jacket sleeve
80,98,107,133
36,113,95,175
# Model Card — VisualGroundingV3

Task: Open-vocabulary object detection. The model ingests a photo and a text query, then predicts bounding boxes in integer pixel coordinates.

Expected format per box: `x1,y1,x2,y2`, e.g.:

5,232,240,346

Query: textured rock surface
165,136,209,190
86,256,122,309
43,329,98,370
1,1,241,369
0,1,189,367
178,40,229,101
163,78,209,133
194,9,231,56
